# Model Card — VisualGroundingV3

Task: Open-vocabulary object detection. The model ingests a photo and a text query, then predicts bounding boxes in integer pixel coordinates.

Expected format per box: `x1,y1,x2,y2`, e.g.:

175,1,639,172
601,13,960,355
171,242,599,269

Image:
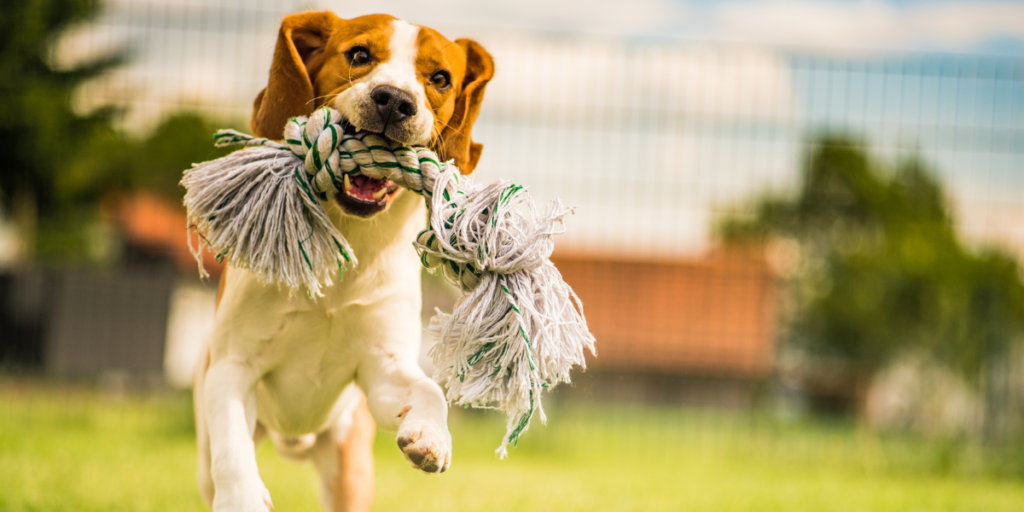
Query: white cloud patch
466,38,800,258
711,0,1024,52
320,0,1024,53
320,0,691,35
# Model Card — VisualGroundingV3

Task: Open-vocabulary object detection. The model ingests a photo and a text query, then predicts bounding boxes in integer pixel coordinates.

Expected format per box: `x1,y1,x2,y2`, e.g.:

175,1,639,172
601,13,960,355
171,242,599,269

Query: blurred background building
1,0,1023,440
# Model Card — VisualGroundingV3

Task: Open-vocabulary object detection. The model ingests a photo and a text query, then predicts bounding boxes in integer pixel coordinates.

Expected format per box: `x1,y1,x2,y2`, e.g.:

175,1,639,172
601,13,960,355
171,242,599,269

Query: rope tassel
181,107,596,455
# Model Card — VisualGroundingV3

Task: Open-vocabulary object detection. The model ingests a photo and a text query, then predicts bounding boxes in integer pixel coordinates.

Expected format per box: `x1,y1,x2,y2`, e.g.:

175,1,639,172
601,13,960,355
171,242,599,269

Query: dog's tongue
348,174,387,201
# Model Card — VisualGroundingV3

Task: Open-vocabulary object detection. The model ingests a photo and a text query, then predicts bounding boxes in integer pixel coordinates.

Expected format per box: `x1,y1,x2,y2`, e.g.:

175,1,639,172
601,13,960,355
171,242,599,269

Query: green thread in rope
297,233,314,273
507,391,534,448
467,341,496,366
499,274,537,371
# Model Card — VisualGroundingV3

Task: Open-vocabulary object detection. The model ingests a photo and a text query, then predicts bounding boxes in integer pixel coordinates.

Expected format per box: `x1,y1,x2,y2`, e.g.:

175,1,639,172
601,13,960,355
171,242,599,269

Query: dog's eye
346,46,371,66
430,70,451,90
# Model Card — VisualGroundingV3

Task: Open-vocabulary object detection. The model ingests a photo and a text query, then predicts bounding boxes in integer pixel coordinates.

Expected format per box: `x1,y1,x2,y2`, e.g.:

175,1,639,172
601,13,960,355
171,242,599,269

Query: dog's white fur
333,20,434,146
194,19,451,512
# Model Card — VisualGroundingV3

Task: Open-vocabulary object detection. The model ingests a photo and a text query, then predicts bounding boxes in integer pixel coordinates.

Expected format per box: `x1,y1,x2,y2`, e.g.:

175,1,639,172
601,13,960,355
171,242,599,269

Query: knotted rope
182,106,596,456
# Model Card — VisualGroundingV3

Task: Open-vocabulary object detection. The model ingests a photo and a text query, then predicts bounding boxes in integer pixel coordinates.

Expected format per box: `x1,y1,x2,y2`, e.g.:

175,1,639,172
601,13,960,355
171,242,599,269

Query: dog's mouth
334,125,403,217
340,173,400,203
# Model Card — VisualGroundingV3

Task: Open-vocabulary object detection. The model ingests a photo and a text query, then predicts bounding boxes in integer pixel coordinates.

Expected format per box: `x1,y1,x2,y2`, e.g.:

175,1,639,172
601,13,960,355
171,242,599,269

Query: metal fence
6,0,1024,429
64,1,1024,259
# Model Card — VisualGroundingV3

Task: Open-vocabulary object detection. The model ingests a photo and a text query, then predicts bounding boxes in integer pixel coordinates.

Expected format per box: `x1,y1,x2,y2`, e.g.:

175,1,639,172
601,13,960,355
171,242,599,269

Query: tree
721,136,1024,384
0,0,122,214
65,113,233,202
0,1,232,260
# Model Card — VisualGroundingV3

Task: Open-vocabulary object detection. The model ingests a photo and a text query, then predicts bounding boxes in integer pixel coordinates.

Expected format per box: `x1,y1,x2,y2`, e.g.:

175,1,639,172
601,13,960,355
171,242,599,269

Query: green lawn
1,380,1023,512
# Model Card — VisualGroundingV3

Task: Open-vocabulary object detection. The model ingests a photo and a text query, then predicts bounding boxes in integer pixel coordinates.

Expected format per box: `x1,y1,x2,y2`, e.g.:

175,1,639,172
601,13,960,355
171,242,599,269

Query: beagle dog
192,12,494,512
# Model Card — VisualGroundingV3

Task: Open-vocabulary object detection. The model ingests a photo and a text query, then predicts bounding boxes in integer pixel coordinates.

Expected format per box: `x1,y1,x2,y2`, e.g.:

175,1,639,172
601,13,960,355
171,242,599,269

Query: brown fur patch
251,13,494,174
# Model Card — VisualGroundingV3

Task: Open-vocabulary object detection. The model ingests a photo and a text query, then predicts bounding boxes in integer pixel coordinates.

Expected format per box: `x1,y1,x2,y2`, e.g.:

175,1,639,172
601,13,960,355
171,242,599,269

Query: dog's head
251,12,495,217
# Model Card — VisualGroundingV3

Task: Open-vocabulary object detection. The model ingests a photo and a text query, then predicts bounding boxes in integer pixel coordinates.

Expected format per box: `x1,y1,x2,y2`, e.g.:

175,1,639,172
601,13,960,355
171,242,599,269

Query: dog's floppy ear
437,39,494,174
251,11,338,138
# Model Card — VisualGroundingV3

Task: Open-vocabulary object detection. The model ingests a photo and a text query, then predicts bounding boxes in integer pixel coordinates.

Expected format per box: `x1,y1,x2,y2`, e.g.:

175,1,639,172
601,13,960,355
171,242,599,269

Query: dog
193,11,494,512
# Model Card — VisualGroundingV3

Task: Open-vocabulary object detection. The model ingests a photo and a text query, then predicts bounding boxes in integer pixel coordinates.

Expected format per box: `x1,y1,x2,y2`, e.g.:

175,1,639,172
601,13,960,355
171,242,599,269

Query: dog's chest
248,299,360,434
252,263,419,432
215,194,426,435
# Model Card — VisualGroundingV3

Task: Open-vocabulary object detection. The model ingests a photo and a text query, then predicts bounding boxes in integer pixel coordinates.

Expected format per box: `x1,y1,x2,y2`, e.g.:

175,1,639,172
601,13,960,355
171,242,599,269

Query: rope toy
181,107,596,456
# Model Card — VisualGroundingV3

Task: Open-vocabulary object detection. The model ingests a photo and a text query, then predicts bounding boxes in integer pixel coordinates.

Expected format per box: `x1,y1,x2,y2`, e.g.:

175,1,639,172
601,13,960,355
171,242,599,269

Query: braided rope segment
181,107,596,455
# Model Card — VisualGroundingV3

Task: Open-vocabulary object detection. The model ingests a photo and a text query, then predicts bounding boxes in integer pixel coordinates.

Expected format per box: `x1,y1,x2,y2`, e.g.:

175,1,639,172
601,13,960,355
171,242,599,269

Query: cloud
319,0,1024,53
83,0,1024,58
466,38,800,258
319,0,690,35
709,0,1024,52
479,36,795,119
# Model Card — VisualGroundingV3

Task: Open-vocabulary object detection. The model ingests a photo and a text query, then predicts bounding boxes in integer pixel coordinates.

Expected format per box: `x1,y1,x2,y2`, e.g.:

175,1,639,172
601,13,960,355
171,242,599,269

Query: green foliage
0,0,121,213
34,113,233,261
63,113,233,202
0,1,233,260
129,114,234,198
721,136,1024,379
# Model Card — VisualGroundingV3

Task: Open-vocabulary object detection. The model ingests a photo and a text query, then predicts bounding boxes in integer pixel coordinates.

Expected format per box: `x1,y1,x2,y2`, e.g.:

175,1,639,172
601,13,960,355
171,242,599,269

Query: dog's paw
396,417,452,474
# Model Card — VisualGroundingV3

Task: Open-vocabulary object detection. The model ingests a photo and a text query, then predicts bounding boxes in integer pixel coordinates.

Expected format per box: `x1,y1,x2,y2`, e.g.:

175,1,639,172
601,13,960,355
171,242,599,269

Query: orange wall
553,249,777,378
107,192,225,277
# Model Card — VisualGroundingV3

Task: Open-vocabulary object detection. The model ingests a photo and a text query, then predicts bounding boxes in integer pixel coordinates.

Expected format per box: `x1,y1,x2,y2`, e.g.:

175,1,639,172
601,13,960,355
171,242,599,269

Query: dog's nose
370,84,417,124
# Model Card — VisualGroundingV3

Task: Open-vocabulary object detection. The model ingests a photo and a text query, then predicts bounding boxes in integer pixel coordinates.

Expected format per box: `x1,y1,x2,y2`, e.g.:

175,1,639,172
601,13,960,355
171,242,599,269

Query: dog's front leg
358,358,451,473
204,360,273,512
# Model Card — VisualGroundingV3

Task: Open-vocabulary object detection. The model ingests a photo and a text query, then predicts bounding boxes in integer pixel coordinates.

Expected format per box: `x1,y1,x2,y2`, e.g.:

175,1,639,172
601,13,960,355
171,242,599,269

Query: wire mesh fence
50,2,1023,255
7,0,1024,418
2,1,1024,509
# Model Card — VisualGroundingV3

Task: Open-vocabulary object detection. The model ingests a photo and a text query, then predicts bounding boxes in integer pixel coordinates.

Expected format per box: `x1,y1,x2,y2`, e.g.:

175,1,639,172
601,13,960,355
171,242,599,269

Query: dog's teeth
355,127,362,133
343,174,352,192
372,187,387,200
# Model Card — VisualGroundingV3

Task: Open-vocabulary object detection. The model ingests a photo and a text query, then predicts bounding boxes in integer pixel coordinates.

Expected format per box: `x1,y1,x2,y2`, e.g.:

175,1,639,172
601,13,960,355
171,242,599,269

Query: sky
322,0,1024,55
57,0,1024,260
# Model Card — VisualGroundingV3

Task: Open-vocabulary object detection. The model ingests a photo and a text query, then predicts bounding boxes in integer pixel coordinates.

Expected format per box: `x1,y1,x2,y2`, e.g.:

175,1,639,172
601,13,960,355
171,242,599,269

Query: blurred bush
0,0,229,263
721,137,1024,422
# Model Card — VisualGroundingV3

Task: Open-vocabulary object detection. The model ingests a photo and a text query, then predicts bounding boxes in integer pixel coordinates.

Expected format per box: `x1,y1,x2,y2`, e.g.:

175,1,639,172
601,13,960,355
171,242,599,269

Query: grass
1,379,1023,511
